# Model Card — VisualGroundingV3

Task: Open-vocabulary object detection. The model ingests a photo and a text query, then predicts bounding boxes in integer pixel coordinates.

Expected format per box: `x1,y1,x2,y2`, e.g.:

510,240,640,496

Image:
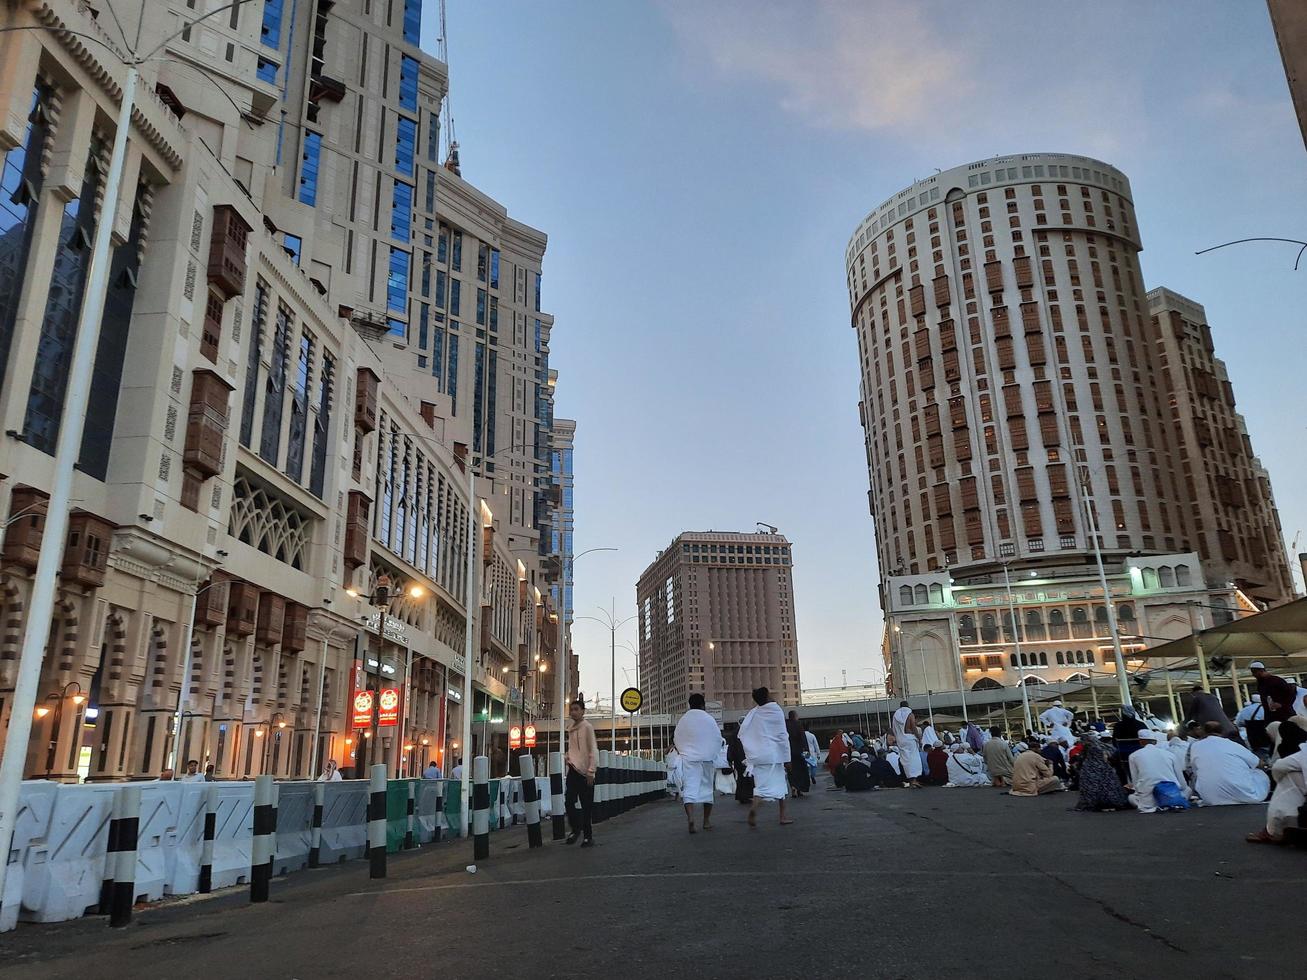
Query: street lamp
264,712,286,775
576,602,638,752
168,576,224,773
37,681,85,778
553,548,617,762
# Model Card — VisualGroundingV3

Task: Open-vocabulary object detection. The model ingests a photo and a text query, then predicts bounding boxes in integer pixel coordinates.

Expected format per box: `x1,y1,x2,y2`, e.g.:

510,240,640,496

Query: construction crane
435,0,460,175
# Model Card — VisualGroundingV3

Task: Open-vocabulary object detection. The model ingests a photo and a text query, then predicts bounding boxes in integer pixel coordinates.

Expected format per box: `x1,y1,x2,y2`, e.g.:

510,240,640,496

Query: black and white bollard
404,781,416,850
471,755,490,861
548,751,565,841
521,756,542,848
99,789,123,915
434,777,445,843
309,780,325,868
199,784,218,893
594,751,610,824
250,775,276,903
368,764,387,879
108,785,140,927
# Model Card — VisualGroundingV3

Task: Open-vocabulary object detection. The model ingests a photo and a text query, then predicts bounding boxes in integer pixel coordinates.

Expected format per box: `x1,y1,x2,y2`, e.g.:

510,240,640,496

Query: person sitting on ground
1127,730,1190,813
843,752,875,792
1189,721,1271,806
1074,734,1130,811
923,742,950,786
1010,742,1064,796
945,742,990,787
1184,685,1239,739
1234,695,1270,757
1248,716,1307,844
868,749,904,789
826,729,850,778
1111,707,1148,780
1037,738,1069,783
982,727,1015,787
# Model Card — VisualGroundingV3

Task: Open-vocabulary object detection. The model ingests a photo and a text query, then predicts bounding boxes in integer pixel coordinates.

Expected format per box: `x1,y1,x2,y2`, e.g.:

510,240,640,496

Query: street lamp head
33,706,50,719
408,585,425,599
71,693,86,706
345,588,360,598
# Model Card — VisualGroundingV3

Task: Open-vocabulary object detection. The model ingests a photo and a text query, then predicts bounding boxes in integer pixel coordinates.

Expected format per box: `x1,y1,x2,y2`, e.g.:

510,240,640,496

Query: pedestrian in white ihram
674,693,723,833
890,701,923,787
738,686,793,827
1039,700,1076,748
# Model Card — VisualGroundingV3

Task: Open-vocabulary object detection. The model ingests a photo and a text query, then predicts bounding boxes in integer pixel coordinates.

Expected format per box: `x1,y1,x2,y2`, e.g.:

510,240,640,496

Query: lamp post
554,548,617,762
1073,451,1131,709
577,603,638,752
309,620,356,779
167,578,223,773
264,712,286,775
35,682,86,778
1001,562,1034,734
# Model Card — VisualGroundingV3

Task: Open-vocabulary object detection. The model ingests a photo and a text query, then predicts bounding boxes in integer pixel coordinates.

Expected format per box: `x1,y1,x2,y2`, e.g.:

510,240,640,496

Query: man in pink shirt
565,699,599,847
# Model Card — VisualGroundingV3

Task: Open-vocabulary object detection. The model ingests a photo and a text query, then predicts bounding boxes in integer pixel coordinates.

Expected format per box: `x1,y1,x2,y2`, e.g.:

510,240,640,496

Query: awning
1132,595,1307,668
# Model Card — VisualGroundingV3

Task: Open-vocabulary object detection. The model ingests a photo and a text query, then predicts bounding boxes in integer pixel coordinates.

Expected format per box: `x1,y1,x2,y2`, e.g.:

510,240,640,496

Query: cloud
662,0,974,132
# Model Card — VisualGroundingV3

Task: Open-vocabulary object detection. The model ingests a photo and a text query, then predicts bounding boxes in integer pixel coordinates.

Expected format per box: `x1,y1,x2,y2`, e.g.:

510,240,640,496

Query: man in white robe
674,693,723,833
890,701,923,787
1038,700,1076,748
945,743,989,787
738,687,793,827
1127,730,1190,813
1189,727,1271,805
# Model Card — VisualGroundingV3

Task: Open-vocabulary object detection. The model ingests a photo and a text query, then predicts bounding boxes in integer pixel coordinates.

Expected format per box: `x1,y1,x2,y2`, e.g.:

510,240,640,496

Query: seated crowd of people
816,670,1307,846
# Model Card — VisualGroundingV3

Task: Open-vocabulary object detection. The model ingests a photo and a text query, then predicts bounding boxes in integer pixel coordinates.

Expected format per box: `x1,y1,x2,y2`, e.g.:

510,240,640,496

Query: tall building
549,418,577,701
0,0,562,782
843,153,1290,696
1145,287,1293,604
1268,0,1307,152
636,531,800,714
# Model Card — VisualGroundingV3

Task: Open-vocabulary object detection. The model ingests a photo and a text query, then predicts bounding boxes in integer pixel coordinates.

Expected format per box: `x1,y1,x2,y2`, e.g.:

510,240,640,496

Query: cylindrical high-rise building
844,153,1287,699
846,153,1174,577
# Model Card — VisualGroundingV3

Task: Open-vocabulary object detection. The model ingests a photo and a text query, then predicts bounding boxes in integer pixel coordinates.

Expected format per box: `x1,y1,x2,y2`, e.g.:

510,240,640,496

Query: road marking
345,866,1289,898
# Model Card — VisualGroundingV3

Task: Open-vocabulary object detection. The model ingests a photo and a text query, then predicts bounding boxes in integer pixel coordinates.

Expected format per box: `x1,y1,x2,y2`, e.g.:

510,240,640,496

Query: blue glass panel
0,87,48,392
391,180,412,241
446,335,459,414
418,303,429,348
283,233,302,265
387,247,410,312
298,131,322,205
489,250,499,288
472,342,484,452
449,278,460,316
399,56,419,111
387,317,406,337
395,117,416,176
403,0,422,45
261,0,284,49
257,57,278,84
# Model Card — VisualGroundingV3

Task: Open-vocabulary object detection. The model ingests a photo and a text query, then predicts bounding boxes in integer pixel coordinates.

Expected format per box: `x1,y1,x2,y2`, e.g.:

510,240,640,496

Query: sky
424,0,1307,707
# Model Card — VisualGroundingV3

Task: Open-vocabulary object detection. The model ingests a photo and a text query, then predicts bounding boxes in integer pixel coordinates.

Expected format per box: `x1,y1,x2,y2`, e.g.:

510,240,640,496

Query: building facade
637,531,800,714
0,0,561,782
843,152,1290,694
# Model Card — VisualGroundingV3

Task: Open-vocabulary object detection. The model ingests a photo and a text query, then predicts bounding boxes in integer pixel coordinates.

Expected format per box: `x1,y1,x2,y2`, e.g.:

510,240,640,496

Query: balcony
206,205,252,300
226,580,260,637
309,74,347,104
256,591,286,645
354,368,379,434
2,486,49,570
61,511,115,589
183,370,234,479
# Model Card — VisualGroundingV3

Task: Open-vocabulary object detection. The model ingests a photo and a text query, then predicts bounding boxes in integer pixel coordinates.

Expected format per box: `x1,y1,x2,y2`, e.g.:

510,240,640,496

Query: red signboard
350,662,372,728
524,724,537,748
378,687,402,727
509,725,523,750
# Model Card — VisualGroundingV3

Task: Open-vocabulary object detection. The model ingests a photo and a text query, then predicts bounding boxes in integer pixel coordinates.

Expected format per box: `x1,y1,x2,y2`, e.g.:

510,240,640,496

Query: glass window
387,247,410,312
387,317,406,338
449,278,460,316
298,131,322,205
489,249,499,289
446,334,459,414
391,180,412,241
0,86,50,391
476,288,486,325
261,0,284,49
425,170,435,212
395,117,416,176
451,230,462,270
403,0,422,45
257,57,278,84
398,55,419,111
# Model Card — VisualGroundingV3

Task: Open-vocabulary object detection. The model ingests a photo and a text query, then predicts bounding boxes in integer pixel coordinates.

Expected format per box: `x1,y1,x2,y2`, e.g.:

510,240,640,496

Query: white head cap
1054,699,1063,706
1139,730,1161,743
1250,661,1267,670
1252,694,1262,703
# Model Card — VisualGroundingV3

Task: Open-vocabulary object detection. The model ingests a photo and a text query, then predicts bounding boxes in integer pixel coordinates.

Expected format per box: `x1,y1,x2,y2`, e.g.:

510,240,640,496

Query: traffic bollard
521,756,542,849
250,775,276,903
472,755,490,861
309,781,325,868
405,781,416,850
108,785,140,927
368,764,387,879
594,751,610,824
548,751,566,840
199,784,218,893
98,789,122,915
434,778,444,842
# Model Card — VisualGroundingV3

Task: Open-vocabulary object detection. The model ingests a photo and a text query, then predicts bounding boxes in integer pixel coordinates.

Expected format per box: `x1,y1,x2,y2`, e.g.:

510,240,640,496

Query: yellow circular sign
619,687,643,712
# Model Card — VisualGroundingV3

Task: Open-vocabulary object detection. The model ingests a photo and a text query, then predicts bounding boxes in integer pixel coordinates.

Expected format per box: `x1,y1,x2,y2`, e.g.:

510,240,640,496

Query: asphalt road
2,777,1302,979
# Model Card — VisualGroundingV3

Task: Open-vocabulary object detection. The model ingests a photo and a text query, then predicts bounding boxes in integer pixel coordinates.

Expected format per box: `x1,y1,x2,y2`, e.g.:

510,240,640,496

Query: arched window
1094,604,1109,625
1175,565,1192,586
980,613,998,643
1038,651,1048,666
1023,675,1045,686
972,677,1004,691
1065,672,1090,683
1117,603,1135,622
914,584,929,604
1002,611,1017,642
1055,651,1065,665
1159,565,1176,588
928,583,944,604
959,614,976,643
899,585,913,605
1142,567,1159,590
1049,608,1068,639
1025,609,1046,640
1009,653,1019,667
1071,606,1091,638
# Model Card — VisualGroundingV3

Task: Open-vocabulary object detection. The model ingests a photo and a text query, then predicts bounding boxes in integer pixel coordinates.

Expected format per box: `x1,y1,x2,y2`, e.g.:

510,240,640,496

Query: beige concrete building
844,153,1291,696
1269,0,1307,152
0,0,560,782
637,531,800,714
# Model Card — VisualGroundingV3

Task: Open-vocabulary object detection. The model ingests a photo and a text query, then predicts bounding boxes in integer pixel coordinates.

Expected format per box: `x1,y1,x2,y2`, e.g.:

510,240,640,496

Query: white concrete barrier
316,780,368,864
272,781,316,876
5,781,103,928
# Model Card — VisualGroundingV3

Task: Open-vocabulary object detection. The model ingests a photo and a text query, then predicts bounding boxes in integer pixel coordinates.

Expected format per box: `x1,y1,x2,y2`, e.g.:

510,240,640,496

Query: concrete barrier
272,781,315,876
316,780,368,864
5,781,109,928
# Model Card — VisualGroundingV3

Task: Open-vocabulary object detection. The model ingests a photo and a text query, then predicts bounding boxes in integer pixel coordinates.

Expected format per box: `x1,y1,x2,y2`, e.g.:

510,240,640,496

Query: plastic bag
1153,780,1189,810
